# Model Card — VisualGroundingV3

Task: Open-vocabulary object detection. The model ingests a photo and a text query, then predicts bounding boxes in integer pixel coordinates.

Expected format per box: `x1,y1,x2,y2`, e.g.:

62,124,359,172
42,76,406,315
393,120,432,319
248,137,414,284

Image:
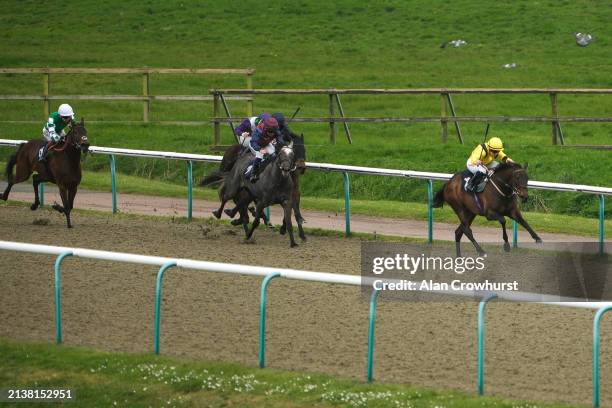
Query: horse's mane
495,161,523,173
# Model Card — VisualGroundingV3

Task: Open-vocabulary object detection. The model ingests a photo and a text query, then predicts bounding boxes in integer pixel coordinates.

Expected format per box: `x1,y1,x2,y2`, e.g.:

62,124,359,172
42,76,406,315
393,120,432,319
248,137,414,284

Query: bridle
487,169,525,198
276,145,297,173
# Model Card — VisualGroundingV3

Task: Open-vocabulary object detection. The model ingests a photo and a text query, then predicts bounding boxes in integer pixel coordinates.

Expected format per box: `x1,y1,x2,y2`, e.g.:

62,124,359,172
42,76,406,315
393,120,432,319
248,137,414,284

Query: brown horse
1,118,89,228
432,162,542,256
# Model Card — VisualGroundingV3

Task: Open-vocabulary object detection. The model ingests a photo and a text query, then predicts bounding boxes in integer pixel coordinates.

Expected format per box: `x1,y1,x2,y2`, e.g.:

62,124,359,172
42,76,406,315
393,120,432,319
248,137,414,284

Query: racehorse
1,118,89,228
216,145,298,247
432,162,542,256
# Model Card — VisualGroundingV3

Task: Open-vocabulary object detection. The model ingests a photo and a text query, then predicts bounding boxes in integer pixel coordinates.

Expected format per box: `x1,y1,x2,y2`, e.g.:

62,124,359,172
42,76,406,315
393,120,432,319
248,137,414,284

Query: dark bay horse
432,162,542,256
1,118,89,228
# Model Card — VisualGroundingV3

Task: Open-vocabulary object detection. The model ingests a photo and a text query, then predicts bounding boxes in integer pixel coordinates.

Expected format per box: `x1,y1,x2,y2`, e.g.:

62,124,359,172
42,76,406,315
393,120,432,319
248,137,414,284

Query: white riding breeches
467,159,499,174
249,142,275,159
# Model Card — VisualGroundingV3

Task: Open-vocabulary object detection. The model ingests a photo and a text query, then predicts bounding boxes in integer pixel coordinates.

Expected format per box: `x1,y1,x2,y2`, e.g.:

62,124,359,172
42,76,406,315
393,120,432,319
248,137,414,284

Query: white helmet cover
58,104,74,118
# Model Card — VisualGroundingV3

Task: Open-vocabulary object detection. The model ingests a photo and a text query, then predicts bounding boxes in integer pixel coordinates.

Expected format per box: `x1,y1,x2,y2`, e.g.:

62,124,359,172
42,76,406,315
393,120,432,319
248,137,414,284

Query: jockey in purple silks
244,116,283,182
234,113,271,148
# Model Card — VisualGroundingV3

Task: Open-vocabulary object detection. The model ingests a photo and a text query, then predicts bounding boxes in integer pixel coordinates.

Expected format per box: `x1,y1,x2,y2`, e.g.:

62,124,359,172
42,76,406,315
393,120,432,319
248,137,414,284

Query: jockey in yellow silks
465,137,514,192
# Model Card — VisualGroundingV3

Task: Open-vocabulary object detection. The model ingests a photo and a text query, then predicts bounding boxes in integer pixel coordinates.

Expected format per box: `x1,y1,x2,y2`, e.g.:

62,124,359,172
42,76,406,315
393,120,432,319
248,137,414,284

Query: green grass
0,0,610,220
0,338,581,408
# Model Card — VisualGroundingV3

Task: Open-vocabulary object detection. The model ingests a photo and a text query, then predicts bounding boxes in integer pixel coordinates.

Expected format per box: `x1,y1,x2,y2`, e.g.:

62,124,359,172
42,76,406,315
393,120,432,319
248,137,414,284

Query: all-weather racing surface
0,203,611,406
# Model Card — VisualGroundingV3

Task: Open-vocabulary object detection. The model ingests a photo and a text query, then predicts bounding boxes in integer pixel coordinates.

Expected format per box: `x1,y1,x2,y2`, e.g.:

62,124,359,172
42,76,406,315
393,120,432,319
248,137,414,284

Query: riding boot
38,142,51,162
466,172,484,192
247,158,262,183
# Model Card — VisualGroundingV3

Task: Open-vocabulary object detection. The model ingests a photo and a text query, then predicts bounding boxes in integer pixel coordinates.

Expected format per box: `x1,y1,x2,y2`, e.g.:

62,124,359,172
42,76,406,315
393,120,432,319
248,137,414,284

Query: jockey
244,116,281,182
272,112,294,145
234,112,271,147
38,103,75,162
465,137,515,192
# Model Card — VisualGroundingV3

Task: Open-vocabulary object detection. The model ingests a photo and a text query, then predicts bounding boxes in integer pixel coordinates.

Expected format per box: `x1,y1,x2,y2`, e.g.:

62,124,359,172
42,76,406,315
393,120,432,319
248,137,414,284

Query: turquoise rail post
154,261,177,355
367,289,380,382
477,293,498,395
187,160,193,220
54,251,73,344
593,305,612,408
38,182,44,207
427,180,433,243
600,195,605,255
512,220,518,248
259,272,281,368
110,155,117,214
265,207,270,224
343,172,351,237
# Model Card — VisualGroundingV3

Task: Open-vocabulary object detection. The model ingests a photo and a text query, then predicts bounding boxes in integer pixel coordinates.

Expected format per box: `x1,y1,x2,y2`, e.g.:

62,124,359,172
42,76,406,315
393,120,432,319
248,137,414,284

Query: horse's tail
199,170,225,187
5,144,23,183
432,183,446,208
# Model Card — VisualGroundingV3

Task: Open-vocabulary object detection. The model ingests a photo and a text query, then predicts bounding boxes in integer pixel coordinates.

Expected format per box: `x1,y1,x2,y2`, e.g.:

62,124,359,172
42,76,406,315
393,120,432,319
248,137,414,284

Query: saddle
461,170,487,193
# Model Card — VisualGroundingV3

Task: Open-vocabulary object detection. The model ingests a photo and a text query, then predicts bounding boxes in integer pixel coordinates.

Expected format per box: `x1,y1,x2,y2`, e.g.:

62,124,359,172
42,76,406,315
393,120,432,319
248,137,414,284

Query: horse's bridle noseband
488,170,525,198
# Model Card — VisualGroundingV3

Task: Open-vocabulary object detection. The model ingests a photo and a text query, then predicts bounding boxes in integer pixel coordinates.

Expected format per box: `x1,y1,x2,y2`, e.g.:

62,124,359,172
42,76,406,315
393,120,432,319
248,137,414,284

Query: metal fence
0,139,609,254
0,240,611,406
210,88,612,145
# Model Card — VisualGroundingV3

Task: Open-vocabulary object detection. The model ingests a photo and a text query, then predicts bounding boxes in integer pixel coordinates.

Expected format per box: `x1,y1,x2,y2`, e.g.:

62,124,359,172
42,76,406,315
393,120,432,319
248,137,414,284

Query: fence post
213,92,221,145
54,251,73,344
154,261,177,355
43,72,50,119
512,220,518,248
38,182,45,207
110,155,117,214
259,272,281,368
187,161,193,220
550,93,558,145
143,72,150,123
246,72,253,117
367,289,380,382
599,195,605,255
477,293,497,395
440,92,448,143
427,180,433,243
343,172,351,237
329,93,337,144
593,305,612,408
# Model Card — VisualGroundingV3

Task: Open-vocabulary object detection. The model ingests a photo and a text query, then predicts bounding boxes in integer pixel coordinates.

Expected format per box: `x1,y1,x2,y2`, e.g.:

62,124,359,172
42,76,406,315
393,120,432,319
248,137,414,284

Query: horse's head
277,145,296,178
66,118,90,154
510,162,529,203
292,133,307,175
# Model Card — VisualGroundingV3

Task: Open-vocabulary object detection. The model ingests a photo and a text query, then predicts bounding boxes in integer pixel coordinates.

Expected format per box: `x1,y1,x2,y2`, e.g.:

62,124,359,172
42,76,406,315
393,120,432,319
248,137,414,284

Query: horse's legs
496,214,511,252
66,186,78,226
282,199,297,248
510,208,542,243
1,158,33,201
249,205,270,227
456,211,484,256
30,173,43,210
246,202,266,240
52,186,72,228
1,182,13,201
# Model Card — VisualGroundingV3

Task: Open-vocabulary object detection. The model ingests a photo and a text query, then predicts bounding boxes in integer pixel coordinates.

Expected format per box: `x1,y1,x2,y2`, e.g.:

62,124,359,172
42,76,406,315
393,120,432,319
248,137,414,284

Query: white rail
1,139,610,195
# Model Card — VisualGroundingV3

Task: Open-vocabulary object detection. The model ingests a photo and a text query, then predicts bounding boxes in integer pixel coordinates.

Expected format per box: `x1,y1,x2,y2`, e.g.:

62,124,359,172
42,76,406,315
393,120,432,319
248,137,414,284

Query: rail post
367,289,380,382
600,195,605,255
54,251,73,344
43,72,50,119
246,72,253,117
427,180,433,243
110,155,117,214
343,172,351,237
38,182,44,207
477,293,498,395
154,261,177,355
512,220,518,248
187,160,193,220
213,91,221,145
259,272,281,368
142,72,150,123
440,92,449,143
593,305,612,408
329,92,337,144
550,93,558,145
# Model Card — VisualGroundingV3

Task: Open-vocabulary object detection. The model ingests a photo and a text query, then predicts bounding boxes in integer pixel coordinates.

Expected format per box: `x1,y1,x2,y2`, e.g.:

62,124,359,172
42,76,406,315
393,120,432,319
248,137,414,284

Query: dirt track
1,203,611,406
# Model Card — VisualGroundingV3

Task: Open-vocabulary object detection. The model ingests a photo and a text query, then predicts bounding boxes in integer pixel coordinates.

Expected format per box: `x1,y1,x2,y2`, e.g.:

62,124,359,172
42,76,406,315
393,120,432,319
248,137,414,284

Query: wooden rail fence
210,88,612,145
0,68,255,124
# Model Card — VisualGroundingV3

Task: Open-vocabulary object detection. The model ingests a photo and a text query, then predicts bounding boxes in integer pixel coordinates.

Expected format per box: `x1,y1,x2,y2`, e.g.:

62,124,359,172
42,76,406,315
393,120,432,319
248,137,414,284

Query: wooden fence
0,68,255,124
210,88,612,145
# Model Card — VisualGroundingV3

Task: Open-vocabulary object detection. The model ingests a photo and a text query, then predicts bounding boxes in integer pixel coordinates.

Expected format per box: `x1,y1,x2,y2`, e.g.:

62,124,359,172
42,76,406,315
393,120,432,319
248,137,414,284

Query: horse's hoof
52,204,64,214
503,242,511,252
231,219,243,226
535,238,543,244
300,235,307,242
478,251,487,257
212,210,221,219
224,209,235,217
30,203,39,211
290,242,299,248
67,224,73,229
279,229,286,235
